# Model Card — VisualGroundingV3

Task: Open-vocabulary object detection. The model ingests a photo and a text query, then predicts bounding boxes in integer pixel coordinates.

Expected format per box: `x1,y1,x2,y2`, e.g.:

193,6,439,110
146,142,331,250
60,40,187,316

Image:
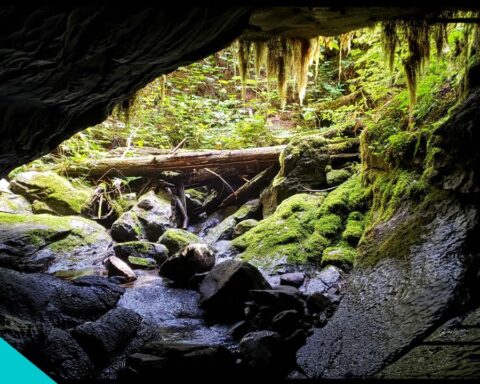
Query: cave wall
0,6,251,177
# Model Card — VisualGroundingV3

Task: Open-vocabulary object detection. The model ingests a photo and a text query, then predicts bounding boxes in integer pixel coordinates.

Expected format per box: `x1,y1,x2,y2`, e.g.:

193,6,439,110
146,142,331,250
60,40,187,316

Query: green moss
128,256,156,269
342,212,365,246
159,228,201,255
326,168,352,187
314,214,342,239
322,244,357,268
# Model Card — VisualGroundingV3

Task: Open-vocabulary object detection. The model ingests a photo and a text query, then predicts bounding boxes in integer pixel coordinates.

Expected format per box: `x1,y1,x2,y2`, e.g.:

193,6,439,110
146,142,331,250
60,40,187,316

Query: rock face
158,228,202,255
0,180,32,214
297,196,479,378
199,260,271,321
10,171,92,216
260,135,330,216
111,190,173,242
159,243,215,285
0,212,111,273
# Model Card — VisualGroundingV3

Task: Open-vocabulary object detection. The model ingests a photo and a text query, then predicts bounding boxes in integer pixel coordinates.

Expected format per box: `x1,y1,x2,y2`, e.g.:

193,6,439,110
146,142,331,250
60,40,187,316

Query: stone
111,190,173,242
127,256,157,269
204,199,261,244
280,272,305,288
71,307,142,363
260,135,329,217
306,292,338,314
158,228,202,255
199,260,271,321
228,320,251,341
239,330,286,378
327,168,352,187
159,243,215,285
233,219,259,237
271,310,301,336
114,241,168,265
9,171,92,216
105,256,136,282
126,342,236,381
0,212,111,273
250,287,305,314
0,187,32,215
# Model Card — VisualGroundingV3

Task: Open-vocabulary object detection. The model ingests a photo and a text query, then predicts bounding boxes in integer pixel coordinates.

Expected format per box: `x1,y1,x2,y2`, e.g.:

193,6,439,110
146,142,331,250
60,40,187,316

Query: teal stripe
0,338,56,383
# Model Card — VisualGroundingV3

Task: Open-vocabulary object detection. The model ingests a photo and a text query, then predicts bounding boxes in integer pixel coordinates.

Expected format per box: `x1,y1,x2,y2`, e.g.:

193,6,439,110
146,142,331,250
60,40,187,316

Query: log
64,146,286,178
219,164,279,208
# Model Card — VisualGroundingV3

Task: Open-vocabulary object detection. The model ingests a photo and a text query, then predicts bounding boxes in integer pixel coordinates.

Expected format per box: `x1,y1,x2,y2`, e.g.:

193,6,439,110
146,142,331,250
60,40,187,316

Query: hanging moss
381,20,398,71
237,39,252,100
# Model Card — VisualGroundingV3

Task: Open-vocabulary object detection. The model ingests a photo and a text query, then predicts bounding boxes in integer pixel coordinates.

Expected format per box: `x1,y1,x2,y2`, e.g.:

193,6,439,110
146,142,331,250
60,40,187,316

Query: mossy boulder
233,219,259,237
260,135,329,217
158,228,202,255
0,182,32,215
0,212,111,273
111,190,173,242
9,171,92,216
233,174,370,271
113,241,169,265
205,199,261,244
322,245,357,269
127,256,157,269
327,168,352,187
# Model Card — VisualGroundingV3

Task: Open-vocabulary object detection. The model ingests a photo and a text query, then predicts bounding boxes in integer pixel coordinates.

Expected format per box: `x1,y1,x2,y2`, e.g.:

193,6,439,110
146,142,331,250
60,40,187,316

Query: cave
1,4,480,382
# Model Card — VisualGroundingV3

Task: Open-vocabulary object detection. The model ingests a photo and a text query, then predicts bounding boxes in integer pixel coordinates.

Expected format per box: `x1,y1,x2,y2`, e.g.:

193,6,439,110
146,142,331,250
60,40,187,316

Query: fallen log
64,146,286,178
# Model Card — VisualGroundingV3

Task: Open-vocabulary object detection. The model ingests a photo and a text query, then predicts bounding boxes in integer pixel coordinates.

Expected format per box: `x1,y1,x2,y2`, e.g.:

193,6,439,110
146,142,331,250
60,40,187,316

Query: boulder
126,342,236,381
204,199,261,244
239,330,286,378
0,184,32,214
233,219,259,237
327,168,352,187
71,307,142,364
9,171,92,216
199,260,271,321
158,228,202,255
113,241,169,265
159,243,215,285
250,287,305,314
260,135,329,217
271,310,301,336
280,272,305,288
0,212,111,273
111,190,173,242
105,256,136,282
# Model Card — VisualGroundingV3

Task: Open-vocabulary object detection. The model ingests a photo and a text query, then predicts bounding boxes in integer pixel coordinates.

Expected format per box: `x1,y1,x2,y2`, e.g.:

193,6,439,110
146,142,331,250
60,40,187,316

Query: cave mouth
2,6,480,382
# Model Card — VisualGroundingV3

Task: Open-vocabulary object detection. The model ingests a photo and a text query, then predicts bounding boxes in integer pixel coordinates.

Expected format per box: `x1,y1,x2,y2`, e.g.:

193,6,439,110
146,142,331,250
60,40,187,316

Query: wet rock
228,320,251,341
71,307,142,364
0,185,32,215
114,241,169,265
260,136,329,217
0,213,111,273
271,310,301,336
0,268,124,327
127,256,157,269
105,256,136,282
297,197,479,378
280,272,305,288
233,218,259,237
250,287,305,314
158,228,202,255
36,327,95,382
239,330,285,378
127,342,236,380
205,199,261,243
199,260,271,321
10,171,92,216
111,190,173,242
306,291,339,315
159,243,215,285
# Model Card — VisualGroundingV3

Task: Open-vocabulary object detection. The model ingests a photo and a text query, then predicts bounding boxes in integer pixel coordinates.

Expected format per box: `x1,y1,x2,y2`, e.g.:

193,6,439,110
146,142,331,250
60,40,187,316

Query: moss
10,171,92,215
322,244,357,268
314,214,342,239
127,256,156,269
342,212,365,246
159,228,201,255
233,219,259,237
326,168,352,187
